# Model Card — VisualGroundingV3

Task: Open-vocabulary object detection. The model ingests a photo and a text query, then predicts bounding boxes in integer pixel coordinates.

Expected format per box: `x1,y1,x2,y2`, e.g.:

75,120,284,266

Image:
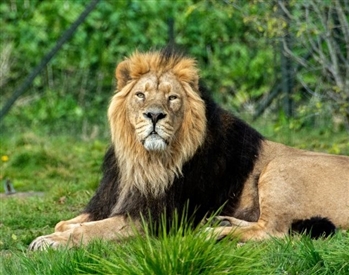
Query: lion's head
108,49,207,199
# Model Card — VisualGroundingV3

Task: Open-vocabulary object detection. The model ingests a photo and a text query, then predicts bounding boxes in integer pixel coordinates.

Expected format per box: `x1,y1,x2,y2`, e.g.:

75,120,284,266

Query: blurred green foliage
0,0,276,133
1,0,348,135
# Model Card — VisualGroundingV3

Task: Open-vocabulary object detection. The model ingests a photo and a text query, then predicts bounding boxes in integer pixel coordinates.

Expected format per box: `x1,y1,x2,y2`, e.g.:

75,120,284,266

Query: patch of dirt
0,192,45,199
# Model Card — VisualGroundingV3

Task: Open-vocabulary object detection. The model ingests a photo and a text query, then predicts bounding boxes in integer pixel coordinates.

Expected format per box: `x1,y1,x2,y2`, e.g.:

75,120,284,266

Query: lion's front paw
28,232,72,251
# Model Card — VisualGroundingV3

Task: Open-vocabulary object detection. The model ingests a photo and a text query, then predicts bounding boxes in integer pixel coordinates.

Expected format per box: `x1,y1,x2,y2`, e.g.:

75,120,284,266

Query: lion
29,49,349,250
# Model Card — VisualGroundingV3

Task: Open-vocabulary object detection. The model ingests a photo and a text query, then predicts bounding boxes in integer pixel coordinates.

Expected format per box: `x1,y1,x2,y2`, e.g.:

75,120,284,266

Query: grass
1,122,348,274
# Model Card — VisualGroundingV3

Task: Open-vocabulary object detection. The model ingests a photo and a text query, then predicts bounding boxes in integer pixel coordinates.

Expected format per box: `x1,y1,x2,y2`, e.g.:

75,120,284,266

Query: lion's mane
108,50,206,202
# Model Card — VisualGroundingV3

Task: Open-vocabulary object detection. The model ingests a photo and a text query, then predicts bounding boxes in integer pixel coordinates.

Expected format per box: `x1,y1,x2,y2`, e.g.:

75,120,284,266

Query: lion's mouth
142,131,169,151
143,131,169,144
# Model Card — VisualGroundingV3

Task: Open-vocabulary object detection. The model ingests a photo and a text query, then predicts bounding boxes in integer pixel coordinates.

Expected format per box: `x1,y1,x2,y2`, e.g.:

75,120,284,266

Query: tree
281,0,349,129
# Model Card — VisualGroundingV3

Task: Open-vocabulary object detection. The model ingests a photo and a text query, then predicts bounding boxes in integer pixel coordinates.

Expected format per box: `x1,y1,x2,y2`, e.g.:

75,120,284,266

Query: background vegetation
1,0,348,133
0,0,348,274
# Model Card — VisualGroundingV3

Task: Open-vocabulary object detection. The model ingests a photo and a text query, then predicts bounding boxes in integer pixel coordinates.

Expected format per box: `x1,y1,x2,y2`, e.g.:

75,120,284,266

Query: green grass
1,125,348,274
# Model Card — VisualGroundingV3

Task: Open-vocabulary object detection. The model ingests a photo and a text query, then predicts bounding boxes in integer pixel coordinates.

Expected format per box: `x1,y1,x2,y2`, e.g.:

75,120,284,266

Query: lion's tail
291,216,336,239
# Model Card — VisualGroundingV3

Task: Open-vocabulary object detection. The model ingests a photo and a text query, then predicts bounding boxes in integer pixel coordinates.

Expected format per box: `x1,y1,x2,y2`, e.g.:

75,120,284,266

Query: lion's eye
168,95,178,101
136,92,145,99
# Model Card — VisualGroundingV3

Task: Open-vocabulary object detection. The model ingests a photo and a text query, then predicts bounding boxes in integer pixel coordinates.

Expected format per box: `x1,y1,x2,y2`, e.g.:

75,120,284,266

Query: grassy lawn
1,124,348,274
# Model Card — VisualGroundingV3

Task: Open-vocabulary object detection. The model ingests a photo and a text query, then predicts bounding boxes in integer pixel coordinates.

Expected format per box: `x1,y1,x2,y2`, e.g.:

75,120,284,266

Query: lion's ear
115,59,131,90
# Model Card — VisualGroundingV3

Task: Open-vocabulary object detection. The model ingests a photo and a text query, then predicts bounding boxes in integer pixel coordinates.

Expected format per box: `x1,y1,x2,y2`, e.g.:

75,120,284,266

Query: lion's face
126,72,186,151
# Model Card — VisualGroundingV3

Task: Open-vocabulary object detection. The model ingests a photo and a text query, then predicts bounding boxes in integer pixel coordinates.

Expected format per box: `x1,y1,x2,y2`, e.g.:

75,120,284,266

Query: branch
0,0,101,122
335,0,349,92
311,1,344,90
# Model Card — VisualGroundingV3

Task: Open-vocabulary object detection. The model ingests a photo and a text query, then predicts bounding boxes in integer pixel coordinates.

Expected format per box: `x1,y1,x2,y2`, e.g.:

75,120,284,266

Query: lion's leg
211,215,289,242
212,205,290,240
29,215,140,251
209,219,288,241
54,213,91,232
207,216,276,241
210,164,296,241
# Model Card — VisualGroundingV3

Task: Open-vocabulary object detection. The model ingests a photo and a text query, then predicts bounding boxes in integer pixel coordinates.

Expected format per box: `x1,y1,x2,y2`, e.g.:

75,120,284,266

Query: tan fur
211,140,349,240
31,216,140,250
54,213,90,232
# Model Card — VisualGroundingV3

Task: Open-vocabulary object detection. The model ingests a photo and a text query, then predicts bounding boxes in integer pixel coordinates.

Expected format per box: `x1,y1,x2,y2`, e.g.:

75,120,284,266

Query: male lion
29,49,349,250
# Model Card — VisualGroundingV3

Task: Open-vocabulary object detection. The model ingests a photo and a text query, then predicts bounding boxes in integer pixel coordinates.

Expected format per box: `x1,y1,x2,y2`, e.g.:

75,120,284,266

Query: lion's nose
144,112,167,124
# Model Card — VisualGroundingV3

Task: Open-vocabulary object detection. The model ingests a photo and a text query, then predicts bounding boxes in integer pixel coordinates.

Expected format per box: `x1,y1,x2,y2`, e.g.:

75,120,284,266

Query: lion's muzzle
141,109,169,151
